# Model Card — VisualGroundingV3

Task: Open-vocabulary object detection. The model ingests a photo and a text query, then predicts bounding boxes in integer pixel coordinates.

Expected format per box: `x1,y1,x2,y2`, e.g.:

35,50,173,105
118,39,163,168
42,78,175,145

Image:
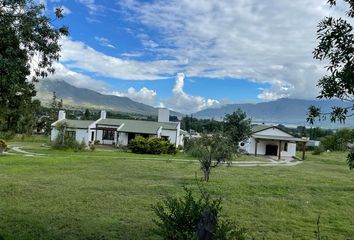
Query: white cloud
112,87,157,106
118,0,348,100
48,62,109,92
121,52,143,58
95,36,116,48
78,0,104,15
59,37,181,80
162,73,220,113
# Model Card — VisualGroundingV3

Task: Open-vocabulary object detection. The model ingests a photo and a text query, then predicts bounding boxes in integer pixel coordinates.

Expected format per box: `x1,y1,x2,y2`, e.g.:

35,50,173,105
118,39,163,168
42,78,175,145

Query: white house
51,108,184,147
239,125,308,160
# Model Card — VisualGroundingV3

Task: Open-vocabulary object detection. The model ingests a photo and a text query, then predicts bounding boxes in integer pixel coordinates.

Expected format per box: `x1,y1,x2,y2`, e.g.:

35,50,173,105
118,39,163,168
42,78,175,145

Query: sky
41,0,348,113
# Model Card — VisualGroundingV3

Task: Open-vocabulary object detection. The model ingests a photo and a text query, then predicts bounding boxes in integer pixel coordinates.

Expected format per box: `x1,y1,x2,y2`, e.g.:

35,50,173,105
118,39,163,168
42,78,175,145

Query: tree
307,0,354,124
223,109,252,149
45,92,63,134
0,0,68,133
83,108,91,120
190,134,233,182
307,0,354,170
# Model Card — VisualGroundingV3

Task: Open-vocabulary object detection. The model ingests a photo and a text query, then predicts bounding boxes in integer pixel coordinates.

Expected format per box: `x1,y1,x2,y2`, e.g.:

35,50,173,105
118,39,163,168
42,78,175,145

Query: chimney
158,108,170,122
100,110,107,119
58,110,66,121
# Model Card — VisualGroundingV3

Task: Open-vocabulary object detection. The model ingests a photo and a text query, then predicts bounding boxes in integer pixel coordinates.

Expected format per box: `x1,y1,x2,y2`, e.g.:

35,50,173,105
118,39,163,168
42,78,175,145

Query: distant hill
194,98,354,127
35,80,162,116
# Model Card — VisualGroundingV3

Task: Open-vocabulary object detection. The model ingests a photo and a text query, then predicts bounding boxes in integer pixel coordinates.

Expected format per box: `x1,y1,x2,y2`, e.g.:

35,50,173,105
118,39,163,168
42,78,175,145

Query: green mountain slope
35,80,158,115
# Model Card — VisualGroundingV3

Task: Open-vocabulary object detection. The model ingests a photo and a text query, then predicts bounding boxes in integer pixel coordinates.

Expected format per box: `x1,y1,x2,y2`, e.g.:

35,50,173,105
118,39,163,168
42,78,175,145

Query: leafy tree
223,109,252,149
189,134,233,182
45,92,63,134
307,0,354,124
83,108,91,120
0,0,68,133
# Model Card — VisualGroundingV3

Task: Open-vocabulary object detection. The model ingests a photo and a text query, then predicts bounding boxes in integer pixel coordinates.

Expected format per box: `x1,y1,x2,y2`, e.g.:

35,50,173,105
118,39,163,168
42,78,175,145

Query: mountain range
36,80,353,127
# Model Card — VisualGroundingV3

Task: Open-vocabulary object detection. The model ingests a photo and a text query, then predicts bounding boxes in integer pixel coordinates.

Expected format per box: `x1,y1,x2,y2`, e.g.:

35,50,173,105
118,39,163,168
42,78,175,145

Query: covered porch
253,134,308,160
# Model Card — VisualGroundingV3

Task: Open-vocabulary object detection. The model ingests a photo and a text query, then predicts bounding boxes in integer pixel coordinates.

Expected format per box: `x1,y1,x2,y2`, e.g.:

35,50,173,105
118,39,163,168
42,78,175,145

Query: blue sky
43,0,346,113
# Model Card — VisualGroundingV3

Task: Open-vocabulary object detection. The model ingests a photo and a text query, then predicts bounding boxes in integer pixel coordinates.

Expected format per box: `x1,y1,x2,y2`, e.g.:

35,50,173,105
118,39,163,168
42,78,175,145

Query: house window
65,131,76,139
103,130,115,140
283,142,288,152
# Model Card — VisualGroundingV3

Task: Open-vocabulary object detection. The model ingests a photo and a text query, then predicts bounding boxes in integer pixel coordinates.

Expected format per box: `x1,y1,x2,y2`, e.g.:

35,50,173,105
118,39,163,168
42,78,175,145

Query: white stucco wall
161,129,178,146
75,129,89,145
51,128,89,145
118,132,128,146
51,128,59,141
240,137,297,157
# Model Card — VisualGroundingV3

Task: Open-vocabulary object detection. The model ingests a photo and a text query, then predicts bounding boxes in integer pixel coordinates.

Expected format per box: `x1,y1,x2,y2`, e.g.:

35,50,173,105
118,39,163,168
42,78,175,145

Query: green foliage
320,128,354,151
0,139,7,152
152,186,246,240
128,136,177,155
181,115,223,133
45,92,63,134
307,0,354,124
51,123,86,151
0,0,68,133
347,150,354,170
223,108,252,149
312,145,325,155
187,134,233,181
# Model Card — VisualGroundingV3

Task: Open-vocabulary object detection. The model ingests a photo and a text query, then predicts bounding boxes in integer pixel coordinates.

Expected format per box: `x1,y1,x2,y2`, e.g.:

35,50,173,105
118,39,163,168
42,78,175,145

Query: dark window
283,142,288,152
91,132,95,141
103,130,115,140
65,131,76,139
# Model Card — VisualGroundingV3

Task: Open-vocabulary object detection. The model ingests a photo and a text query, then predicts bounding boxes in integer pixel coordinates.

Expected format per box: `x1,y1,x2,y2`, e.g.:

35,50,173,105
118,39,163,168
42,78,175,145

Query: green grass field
0,139,353,239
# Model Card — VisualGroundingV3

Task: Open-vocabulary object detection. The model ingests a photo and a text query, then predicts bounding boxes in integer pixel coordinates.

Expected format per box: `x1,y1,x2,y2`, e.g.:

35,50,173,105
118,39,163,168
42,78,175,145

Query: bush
152,186,247,240
0,131,15,141
52,135,86,151
312,145,324,155
0,139,7,153
128,136,177,155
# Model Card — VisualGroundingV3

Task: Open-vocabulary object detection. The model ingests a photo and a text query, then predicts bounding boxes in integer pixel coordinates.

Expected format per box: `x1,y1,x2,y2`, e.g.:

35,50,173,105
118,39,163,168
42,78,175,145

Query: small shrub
347,150,354,170
52,135,86,151
312,145,324,155
152,186,247,240
88,142,95,151
0,139,7,153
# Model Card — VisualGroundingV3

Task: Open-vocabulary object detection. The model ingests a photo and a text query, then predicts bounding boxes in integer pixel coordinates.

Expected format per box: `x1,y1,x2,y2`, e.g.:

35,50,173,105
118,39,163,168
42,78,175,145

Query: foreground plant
152,186,247,240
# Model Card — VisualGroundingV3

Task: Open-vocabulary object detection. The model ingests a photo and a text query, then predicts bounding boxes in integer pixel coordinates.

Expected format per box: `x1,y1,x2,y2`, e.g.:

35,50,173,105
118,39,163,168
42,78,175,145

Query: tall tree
307,0,354,169
307,0,354,124
0,0,68,133
45,92,63,134
223,108,252,149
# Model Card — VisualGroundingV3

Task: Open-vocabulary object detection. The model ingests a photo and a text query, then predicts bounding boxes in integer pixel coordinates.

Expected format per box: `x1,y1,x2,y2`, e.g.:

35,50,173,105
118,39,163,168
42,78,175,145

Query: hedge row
128,136,176,155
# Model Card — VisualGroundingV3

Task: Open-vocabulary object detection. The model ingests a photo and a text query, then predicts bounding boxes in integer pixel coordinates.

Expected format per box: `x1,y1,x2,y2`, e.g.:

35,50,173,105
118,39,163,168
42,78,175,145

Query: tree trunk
203,168,210,182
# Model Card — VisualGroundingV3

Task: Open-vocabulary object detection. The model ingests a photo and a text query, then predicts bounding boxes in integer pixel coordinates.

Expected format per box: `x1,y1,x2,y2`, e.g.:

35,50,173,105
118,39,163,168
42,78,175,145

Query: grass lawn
0,140,353,239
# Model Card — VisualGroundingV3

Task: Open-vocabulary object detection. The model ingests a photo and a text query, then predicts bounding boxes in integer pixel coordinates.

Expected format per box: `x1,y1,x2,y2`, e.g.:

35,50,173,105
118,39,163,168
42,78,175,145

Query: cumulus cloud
47,62,109,92
95,36,116,48
112,87,157,106
59,37,181,80
118,0,347,100
162,73,220,113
